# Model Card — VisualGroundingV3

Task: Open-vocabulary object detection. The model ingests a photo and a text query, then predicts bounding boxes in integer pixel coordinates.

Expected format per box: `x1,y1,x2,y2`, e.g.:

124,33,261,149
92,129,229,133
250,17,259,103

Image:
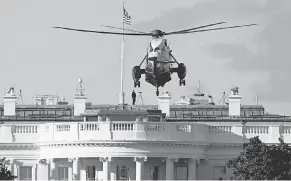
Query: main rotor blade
171,24,257,35
100,25,147,34
53,27,150,36
165,22,227,35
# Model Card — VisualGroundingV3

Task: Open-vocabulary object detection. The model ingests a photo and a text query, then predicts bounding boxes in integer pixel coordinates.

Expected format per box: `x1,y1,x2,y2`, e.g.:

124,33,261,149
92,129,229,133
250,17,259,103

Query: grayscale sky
0,0,291,115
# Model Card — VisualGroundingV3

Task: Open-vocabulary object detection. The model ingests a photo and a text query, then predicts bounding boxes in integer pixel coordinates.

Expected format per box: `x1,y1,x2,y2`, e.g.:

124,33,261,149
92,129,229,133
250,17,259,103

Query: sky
0,0,291,115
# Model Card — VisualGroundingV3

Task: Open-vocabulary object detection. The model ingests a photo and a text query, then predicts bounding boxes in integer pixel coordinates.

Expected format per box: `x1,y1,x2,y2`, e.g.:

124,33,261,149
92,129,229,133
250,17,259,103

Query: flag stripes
123,7,131,25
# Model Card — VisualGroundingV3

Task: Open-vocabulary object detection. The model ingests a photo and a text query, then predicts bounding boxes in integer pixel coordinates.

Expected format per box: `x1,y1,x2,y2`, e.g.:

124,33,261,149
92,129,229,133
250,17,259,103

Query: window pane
150,166,159,180
213,166,226,180
19,166,32,181
58,167,68,180
86,166,96,180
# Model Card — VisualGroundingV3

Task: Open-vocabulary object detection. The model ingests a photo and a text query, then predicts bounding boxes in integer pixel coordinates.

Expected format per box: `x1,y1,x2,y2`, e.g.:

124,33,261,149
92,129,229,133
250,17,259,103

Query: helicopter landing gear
134,81,140,88
156,87,159,96
179,79,186,86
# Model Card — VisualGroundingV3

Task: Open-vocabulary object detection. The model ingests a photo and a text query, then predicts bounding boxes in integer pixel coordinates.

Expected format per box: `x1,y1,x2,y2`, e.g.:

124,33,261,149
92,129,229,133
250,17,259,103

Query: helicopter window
154,47,160,52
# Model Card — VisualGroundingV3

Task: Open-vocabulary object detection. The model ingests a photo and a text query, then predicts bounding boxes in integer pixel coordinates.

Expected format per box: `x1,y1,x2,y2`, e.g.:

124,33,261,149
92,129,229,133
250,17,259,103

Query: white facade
0,87,289,180
0,119,290,180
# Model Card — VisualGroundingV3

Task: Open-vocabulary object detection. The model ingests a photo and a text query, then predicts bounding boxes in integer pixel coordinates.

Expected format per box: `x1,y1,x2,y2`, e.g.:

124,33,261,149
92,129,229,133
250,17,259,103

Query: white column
99,157,111,181
13,162,18,180
37,159,49,181
110,162,117,181
68,164,73,181
68,158,79,180
79,159,86,181
47,158,55,180
32,164,36,181
134,157,147,181
166,158,178,180
5,158,13,173
5,158,16,179
188,158,197,180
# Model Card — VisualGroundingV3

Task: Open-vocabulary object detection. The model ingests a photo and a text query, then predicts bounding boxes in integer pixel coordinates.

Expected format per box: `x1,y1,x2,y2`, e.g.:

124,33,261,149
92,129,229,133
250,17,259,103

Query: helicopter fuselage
132,36,187,96
144,37,173,88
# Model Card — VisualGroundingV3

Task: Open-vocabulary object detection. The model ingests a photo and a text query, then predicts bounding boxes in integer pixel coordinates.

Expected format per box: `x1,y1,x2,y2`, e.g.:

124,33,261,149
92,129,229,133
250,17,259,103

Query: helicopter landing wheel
179,79,186,86
134,81,141,88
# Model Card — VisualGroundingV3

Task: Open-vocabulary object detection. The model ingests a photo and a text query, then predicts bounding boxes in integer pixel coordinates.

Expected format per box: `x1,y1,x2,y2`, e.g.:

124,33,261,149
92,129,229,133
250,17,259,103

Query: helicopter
53,22,257,96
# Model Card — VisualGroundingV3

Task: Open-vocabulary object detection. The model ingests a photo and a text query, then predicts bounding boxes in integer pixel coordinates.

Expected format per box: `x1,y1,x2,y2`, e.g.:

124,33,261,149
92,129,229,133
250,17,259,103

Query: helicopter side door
155,39,171,73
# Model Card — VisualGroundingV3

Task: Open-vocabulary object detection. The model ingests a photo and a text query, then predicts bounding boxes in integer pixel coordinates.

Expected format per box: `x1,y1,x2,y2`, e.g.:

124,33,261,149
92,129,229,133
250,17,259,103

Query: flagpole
119,0,125,105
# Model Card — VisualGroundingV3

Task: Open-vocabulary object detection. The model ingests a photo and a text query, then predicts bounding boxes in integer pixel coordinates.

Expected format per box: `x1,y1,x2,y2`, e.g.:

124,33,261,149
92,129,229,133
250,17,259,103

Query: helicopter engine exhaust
132,66,141,82
177,63,186,80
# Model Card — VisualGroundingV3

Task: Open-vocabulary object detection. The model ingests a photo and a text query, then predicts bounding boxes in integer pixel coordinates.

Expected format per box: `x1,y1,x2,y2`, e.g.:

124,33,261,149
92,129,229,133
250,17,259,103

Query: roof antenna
197,80,201,94
16,89,24,105
255,94,259,105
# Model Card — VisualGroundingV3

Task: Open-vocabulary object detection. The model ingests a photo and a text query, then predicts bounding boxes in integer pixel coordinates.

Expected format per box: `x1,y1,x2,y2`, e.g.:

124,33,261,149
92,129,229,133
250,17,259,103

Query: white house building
0,84,290,180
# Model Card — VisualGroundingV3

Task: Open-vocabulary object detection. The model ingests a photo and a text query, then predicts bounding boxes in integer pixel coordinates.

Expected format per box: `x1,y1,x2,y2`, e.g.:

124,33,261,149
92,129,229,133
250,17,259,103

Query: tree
0,158,17,180
226,136,291,180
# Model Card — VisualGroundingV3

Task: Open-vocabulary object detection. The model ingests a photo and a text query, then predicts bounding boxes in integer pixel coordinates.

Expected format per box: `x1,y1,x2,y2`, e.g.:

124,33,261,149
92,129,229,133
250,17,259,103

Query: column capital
39,159,49,165
3,158,14,165
166,157,178,163
43,158,55,164
188,158,198,163
68,157,79,163
99,157,112,162
133,157,147,163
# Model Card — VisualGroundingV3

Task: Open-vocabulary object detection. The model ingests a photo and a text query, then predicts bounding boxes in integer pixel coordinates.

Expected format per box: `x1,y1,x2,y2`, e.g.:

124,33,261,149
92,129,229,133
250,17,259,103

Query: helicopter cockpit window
154,47,160,52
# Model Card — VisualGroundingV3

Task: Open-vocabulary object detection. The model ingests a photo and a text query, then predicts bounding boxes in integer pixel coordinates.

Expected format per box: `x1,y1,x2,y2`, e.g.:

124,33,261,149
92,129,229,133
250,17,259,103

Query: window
213,166,226,180
150,166,158,180
175,165,188,180
19,166,32,181
117,165,129,180
86,166,96,180
58,167,69,180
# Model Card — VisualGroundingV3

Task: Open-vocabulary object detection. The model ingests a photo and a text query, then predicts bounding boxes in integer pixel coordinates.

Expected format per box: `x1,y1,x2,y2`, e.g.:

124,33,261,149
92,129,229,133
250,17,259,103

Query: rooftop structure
33,95,68,106
0,81,290,180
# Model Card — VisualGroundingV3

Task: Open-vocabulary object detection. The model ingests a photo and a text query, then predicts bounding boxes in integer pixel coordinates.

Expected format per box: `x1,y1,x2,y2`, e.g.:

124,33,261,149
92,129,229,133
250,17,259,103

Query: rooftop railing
1,121,291,145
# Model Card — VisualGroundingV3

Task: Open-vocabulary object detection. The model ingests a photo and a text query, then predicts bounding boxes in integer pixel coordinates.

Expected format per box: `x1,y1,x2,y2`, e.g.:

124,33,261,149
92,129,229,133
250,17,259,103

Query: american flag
123,7,131,25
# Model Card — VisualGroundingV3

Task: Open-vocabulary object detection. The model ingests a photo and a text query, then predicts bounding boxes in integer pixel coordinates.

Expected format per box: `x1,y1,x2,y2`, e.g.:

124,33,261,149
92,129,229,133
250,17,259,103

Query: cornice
36,140,210,148
209,143,243,148
0,143,38,148
0,141,248,149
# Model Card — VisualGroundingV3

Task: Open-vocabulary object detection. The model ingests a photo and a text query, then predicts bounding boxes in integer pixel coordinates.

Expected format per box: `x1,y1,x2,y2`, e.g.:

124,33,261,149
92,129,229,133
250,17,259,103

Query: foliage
226,136,291,180
0,158,17,180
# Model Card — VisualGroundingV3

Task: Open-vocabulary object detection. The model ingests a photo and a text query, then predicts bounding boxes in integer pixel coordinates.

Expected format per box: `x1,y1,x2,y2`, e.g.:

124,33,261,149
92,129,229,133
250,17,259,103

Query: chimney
3,87,17,117
228,86,242,117
157,91,171,117
74,78,87,117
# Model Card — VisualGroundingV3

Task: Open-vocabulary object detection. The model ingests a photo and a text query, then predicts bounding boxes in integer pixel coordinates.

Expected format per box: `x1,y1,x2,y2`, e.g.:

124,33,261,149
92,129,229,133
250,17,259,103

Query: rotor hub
150,30,164,38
